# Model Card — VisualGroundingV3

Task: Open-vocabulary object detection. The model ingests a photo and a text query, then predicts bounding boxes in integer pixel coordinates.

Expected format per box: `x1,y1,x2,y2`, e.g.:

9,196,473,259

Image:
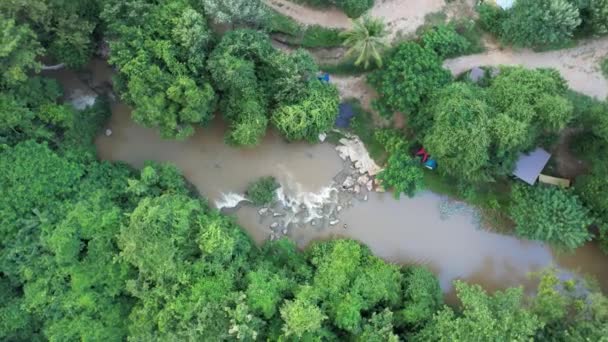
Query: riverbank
40,59,608,297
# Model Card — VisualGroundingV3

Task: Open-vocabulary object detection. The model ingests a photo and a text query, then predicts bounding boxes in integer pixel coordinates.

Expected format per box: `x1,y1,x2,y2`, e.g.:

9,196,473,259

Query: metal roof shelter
512,148,551,185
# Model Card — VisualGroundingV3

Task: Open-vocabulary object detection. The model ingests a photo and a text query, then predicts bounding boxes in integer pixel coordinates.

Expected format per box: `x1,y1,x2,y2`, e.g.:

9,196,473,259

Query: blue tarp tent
335,103,356,128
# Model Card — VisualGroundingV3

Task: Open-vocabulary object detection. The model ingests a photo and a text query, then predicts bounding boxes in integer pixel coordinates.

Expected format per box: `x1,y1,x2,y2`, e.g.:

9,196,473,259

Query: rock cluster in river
256,135,384,240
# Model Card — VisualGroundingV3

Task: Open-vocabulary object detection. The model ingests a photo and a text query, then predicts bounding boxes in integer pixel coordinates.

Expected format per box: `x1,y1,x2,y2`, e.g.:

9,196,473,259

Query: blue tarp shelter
335,103,356,128
512,148,551,185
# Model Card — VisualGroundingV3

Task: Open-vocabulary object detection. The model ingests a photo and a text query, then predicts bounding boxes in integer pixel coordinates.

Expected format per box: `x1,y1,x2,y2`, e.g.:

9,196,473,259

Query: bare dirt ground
266,0,448,40
444,37,608,99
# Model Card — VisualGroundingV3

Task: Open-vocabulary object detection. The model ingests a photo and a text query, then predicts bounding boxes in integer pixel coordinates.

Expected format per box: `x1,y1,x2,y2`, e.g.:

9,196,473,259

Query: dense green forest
2,0,608,340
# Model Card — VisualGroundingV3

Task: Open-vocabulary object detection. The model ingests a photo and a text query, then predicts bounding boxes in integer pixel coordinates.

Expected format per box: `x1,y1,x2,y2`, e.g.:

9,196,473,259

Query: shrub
246,176,280,206
367,42,452,117
421,24,470,59
510,185,593,250
477,3,507,37
272,81,339,142
337,0,375,18
501,0,582,48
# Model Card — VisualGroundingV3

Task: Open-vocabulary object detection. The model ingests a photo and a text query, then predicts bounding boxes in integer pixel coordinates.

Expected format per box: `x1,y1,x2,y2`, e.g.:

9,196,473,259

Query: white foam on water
69,89,98,110
275,183,339,225
215,192,249,210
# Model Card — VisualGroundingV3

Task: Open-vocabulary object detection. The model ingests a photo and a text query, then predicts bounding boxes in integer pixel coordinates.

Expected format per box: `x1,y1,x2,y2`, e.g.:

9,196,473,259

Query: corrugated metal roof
513,148,551,185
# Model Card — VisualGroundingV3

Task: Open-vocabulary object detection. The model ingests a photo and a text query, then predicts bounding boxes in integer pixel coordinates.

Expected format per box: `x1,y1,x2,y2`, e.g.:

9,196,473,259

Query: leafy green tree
399,267,443,328
0,16,43,88
415,281,541,341
246,263,292,319
359,309,399,342
119,194,203,280
272,81,339,141
502,0,582,47
367,42,452,118
201,0,269,26
103,0,217,139
1,0,101,67
280,298,327,338
422,83,493,183
510,185,593,250
588,0,608,35
340,16,389,69
421,24,470,59
376,148,424,198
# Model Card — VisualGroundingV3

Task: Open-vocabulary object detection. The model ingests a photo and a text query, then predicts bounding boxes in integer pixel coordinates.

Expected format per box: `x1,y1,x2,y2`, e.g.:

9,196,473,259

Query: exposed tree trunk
41,63,65,71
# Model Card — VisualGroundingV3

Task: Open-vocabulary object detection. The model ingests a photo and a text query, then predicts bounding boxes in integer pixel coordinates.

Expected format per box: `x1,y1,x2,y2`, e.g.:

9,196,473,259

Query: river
45,61,608,300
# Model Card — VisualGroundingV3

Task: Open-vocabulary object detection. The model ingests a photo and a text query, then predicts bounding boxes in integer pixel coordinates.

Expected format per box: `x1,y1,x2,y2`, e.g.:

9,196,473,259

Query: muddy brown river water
45,61,608,299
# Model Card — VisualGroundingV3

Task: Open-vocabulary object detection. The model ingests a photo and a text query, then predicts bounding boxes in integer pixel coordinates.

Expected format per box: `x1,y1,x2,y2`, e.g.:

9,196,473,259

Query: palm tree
340,16,390,69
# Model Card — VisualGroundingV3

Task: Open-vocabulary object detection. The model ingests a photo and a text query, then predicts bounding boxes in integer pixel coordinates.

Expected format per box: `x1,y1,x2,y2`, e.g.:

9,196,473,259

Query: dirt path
266,0,447,39
266,0,351,29
444,37,608,99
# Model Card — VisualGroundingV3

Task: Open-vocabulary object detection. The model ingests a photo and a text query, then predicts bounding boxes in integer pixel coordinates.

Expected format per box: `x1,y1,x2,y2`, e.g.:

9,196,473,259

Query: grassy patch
301,25,343,48
267,11,344,48
267,10,302,36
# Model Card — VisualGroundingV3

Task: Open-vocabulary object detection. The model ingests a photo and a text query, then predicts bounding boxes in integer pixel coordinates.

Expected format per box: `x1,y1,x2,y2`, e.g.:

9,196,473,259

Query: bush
510,185,593,250
477,3,507,37
367,42,452,117
246,176,280,205
501,0,581,48
272,81,339,141
337,0,375,18
421,24,471,59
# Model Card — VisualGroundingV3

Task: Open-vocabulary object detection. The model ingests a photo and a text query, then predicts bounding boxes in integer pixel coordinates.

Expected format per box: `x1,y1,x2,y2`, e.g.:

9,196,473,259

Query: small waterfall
215,192,249,210
275,183,339,225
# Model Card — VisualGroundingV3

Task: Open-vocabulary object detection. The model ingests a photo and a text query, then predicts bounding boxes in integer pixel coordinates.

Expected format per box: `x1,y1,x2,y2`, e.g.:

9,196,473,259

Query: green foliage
415,281,541,341
399,267,443,327
102,0,216,139
376,143,424,198
367,42,452,117
340,16,389,69
422,83,493,183
510,185,593,250
477,3,507,37
0,15,43,88
588,0,608,35
246,176,280,206
201,0,269,25
602,56,608,79
209,29,332,145
272,81,339,141
301,25,344,48
1,0,101,68
418,67,573,184
501,0,582,48
291,0,374,18
421,24,470,59
280,298,327,338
